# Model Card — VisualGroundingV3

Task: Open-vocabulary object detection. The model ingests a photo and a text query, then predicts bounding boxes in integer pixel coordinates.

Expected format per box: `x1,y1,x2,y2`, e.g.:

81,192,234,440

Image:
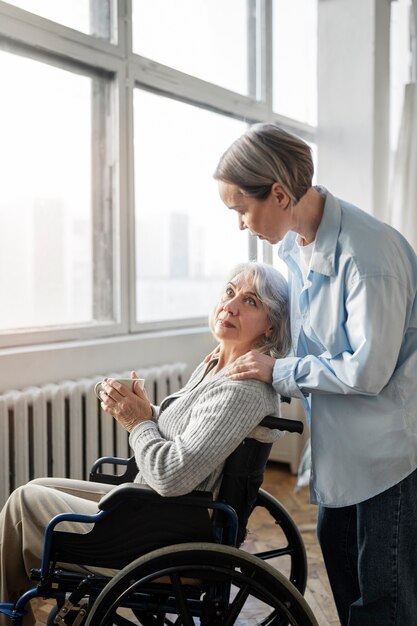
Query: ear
271,182,291,209
265,325,274,339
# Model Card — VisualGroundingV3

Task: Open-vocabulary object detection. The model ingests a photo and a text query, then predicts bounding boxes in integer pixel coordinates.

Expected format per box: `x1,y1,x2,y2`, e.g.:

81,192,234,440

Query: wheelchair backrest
91,438,272,547
215,436,272,546
215,413,303,545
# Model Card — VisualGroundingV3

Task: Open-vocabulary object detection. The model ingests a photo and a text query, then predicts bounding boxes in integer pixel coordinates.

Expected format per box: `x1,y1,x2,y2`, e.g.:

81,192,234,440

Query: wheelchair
0,415,318,626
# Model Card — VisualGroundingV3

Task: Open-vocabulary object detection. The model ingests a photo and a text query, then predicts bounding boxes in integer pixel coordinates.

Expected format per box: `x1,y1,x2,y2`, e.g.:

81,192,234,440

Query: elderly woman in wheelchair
0,261,317,626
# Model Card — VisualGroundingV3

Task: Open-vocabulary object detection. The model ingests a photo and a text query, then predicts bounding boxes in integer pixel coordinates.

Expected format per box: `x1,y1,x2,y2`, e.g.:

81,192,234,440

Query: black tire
46,605,58,626
244,488,308,594
85,543,318,626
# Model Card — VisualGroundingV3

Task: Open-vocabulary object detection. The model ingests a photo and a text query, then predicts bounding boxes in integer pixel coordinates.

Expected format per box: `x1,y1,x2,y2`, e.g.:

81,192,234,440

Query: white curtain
388,0,417,251
388,82,417,252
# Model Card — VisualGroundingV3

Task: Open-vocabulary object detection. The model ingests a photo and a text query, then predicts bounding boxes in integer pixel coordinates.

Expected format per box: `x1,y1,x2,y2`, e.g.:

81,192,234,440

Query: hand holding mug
96,372,153,432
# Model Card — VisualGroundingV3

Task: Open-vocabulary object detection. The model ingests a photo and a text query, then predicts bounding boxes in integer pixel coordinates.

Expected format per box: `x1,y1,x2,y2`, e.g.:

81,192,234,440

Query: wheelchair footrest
53,602,89,625
0,602,26,619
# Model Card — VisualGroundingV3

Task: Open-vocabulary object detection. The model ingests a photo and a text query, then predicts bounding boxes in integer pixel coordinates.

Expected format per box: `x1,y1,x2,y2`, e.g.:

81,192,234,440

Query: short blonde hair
214,123,313,205
209,262,291,358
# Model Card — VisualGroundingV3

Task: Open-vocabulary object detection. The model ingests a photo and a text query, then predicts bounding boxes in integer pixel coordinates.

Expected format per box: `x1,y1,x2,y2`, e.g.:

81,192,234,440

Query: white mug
95,377,145,399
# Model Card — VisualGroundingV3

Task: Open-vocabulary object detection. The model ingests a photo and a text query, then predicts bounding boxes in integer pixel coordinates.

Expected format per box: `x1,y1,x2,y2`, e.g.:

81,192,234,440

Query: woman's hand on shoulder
227,351,276,383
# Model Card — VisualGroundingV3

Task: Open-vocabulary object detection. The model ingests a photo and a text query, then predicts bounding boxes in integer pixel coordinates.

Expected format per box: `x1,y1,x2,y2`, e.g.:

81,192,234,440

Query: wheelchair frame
0,416,318,626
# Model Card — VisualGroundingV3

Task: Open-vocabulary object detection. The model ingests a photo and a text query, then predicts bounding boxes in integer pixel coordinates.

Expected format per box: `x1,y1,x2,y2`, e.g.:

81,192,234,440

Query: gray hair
213,123,313,205
209,262,291,358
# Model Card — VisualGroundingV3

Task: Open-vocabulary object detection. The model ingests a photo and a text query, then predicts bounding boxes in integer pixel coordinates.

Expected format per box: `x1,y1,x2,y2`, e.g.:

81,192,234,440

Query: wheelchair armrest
259,415,303,434
97,482,214,512
89,456,138,484
89,418,302,486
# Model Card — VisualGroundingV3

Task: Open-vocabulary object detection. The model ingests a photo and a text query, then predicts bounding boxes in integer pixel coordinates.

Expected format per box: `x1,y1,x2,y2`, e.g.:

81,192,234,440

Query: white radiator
0,362,188,507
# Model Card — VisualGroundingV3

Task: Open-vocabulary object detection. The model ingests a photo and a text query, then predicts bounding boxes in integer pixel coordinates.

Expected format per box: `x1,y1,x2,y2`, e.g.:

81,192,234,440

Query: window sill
0,326,216,393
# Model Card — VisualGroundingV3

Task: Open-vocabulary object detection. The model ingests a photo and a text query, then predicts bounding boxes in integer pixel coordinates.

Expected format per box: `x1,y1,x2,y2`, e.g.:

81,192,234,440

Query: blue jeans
317,467,417,626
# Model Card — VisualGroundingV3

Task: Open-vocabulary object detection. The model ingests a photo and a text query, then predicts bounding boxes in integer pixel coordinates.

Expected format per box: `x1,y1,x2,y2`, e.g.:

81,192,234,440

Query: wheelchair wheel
85,542,318,626
46,606,58,625
244,488,308,594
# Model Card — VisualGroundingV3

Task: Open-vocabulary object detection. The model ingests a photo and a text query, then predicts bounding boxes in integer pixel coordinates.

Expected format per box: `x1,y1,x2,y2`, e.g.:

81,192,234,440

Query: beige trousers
0,477,115,626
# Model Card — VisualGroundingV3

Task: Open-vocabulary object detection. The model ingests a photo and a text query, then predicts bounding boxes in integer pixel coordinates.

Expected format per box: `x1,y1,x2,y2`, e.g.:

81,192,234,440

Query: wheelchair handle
259,415,303,434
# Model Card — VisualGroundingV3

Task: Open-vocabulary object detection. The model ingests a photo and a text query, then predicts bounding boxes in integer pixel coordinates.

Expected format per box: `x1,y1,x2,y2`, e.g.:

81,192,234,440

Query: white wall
317,0,391,219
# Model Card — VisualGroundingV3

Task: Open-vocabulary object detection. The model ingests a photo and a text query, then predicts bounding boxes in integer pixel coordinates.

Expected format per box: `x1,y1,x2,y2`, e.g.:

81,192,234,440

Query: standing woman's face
218,181,292,245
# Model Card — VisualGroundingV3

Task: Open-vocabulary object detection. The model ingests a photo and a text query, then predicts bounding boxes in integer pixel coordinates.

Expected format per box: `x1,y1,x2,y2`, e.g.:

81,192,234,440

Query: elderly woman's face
218,181,291,245
213,274,273,353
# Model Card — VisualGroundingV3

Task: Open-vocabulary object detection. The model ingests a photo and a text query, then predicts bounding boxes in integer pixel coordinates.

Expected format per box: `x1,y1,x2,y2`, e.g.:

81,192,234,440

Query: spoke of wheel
222,582,252,626
170,572,195,626
132,611,158,626
228,569,297,626
113,613,138,626
256,610,289,626
156,612,166,625
256,546,292,560
257,612,283,626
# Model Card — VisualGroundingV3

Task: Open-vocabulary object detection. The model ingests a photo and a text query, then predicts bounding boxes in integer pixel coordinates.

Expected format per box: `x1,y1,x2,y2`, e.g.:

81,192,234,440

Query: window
0,0,317,346
132,0,249,95
3,0,116,40
272,0,317,125
134,90,247,325
0,50,114,335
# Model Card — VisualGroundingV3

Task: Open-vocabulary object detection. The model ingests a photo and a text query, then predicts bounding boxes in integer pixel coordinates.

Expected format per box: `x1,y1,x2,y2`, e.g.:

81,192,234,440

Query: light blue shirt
273,188,417,507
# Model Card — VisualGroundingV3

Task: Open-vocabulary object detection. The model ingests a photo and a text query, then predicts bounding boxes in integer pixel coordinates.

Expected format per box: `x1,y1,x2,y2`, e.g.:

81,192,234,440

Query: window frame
0,0,317,347
0,0,128,347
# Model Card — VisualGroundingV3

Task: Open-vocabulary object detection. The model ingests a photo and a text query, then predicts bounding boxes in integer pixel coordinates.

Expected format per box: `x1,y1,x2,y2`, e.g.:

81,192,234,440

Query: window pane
133,0,248,95
134,90,247,324
272,0,317,125
4,0,115,40
0,52,106,331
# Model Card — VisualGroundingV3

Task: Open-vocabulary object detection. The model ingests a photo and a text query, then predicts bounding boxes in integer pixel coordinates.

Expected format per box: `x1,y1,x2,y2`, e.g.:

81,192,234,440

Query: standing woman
214,123,417,626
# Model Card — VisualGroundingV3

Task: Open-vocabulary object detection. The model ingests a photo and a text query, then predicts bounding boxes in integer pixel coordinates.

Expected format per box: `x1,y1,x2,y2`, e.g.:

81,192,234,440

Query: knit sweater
129,361,282,497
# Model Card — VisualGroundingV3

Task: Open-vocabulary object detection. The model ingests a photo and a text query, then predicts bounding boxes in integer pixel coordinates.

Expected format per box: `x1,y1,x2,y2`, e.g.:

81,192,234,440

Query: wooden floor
261,462,339,626
33,462,339,625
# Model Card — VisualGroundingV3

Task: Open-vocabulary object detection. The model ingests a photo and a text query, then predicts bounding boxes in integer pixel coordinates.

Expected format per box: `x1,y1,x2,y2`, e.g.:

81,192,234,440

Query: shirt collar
278,187,341,277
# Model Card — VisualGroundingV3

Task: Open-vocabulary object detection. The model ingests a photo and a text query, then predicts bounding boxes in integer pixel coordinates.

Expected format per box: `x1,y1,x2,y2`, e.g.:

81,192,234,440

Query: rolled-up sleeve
272,357,306,399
